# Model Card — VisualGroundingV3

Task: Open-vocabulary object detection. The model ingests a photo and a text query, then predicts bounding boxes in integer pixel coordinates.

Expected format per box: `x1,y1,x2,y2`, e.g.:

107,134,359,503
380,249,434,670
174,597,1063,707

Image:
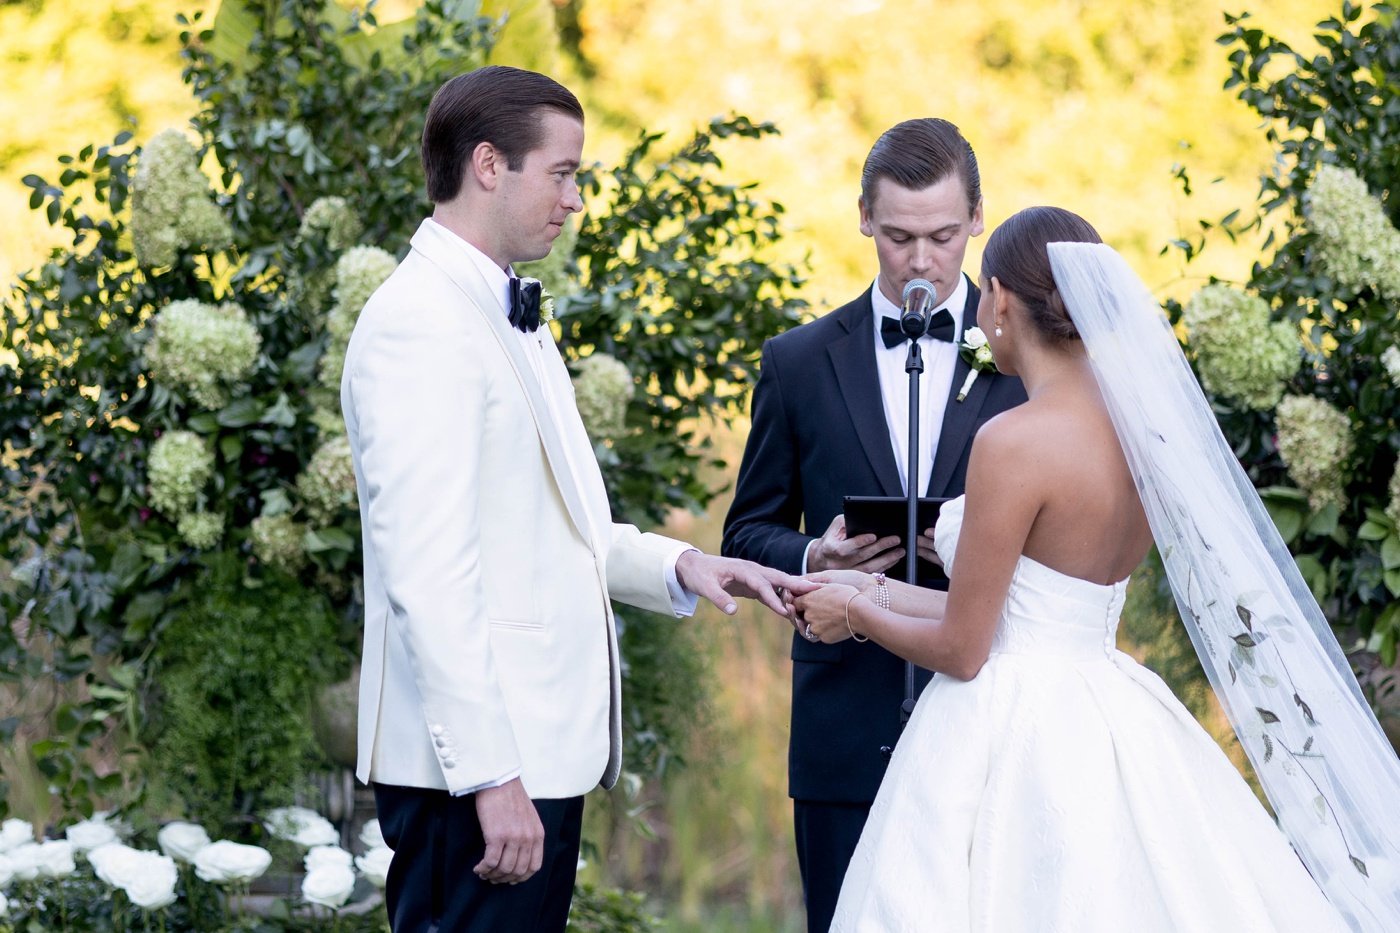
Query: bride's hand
791,583,862,644
804,569,875,591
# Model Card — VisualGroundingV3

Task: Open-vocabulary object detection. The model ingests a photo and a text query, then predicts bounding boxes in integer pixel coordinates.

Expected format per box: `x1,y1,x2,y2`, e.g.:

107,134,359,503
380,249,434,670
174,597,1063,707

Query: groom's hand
675,551,815,617
807,514,904,574
474,778,544,885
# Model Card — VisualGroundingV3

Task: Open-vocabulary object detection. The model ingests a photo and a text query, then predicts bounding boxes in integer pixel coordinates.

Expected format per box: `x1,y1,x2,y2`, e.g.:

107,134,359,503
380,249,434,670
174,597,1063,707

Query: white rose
35,839,76,878
0,853,15,888
157,821,211,863
264,806,338,848
963,326,988,350
354,846,393,888
88,843,144,888
122,853,179,910
975,345,995,366
304,845,353,873
194,840,272,884
7,843,41,881
302,863,356,908
66,817,120,853
358,818,385,851
0,819,35,853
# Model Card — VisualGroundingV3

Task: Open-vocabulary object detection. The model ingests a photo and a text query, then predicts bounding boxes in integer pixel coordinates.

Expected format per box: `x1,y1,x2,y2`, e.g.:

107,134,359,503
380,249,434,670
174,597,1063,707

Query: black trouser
793,799,872,933
373,783,584,933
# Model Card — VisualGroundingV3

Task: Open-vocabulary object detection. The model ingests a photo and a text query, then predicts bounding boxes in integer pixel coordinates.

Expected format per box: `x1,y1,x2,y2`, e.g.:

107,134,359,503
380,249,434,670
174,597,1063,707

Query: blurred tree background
0,1,1359,930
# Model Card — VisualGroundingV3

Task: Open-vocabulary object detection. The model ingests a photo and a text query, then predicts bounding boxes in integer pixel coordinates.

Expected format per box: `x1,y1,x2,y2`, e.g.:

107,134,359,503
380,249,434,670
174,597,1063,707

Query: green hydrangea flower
147,431,214,518
1183,284,1299,410
177,511,225,550
1387,460,1400,531
572,353,634,440
297,196,363,252
145,299,261,409
1381,347,1400,385
297,436,357,524
251,512,308,574
1305,164,1400,299
130,129,233,268
1275,395,1353,512
318,246,398,391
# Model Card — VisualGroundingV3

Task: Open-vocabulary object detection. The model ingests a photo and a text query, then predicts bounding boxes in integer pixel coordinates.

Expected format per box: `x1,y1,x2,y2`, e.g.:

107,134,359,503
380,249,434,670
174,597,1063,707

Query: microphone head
902,278,936,304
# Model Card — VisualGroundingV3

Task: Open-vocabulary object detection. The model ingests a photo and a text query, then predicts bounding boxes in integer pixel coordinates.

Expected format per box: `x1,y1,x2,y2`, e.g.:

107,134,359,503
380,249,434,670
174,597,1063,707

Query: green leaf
1382,534,1400,571
304,527,355,553
1305,502,1340,538
216,396,263,428
262,393,298,428
1358,520,1390,542
1386,569,1400,598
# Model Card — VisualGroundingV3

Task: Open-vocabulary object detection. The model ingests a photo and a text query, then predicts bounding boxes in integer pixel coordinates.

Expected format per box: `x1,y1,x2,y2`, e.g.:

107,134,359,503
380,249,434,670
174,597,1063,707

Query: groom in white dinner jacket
341,66,801,932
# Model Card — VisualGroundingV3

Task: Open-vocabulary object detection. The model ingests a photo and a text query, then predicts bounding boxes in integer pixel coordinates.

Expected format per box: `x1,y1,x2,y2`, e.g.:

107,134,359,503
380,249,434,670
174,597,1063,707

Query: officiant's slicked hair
422,66,584,203
982,206,1103,344
861,118,981,216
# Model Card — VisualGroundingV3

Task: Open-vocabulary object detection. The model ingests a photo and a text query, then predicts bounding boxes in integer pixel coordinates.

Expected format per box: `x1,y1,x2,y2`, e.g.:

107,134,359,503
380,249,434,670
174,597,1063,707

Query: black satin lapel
828,311,904,498
927,280,992,497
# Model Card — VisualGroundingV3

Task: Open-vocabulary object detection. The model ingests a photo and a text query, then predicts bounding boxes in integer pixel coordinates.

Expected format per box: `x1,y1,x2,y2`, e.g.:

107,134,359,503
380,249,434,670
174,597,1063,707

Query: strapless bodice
933,494,1129,660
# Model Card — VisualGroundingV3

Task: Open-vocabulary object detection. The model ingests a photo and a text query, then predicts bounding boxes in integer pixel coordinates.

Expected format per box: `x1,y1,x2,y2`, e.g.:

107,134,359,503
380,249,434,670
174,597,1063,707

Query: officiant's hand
915,526,943,567
474,778,544,885
675,551,815,618
807,514,904,573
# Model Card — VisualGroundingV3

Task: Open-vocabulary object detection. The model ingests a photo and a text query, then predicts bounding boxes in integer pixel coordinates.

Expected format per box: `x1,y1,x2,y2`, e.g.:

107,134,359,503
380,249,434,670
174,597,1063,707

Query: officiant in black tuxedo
722,119,1027,933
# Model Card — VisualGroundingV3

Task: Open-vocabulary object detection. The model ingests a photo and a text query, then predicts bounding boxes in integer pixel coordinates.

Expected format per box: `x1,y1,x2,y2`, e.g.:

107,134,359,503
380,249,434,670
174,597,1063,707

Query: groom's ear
469,141,504,191
970,199,986,238
858,196,874,238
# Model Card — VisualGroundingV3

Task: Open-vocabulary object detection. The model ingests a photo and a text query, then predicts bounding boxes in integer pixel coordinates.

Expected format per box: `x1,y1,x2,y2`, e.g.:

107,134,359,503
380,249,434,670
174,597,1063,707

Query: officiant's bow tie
880,308,956,349
508,277,543,333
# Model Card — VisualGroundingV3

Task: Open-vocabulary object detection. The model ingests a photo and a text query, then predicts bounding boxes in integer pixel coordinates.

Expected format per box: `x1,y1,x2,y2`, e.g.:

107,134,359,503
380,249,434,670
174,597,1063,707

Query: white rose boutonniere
539,287,556,324
955,326,997,402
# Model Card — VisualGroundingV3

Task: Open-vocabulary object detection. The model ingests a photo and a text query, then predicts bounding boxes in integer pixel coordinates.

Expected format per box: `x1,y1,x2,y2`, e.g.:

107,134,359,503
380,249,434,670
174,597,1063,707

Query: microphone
900,278,938,339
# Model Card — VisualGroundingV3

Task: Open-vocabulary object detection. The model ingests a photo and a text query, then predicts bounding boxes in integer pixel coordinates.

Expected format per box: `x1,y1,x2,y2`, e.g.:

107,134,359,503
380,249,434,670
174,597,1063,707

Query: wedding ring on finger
804,623,819,642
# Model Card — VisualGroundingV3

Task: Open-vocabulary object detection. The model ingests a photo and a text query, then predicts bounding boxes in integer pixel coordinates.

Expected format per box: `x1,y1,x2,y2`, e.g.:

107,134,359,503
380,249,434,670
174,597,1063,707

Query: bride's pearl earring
995,325,1004,337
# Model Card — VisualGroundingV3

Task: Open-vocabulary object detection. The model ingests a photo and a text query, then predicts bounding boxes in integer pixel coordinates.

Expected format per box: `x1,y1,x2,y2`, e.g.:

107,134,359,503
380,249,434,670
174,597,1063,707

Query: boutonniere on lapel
536,281,556,324
955,326,997,402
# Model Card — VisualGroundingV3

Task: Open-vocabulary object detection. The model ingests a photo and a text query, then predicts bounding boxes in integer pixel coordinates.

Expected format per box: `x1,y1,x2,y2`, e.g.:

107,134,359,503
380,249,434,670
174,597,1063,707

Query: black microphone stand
900,326,927,727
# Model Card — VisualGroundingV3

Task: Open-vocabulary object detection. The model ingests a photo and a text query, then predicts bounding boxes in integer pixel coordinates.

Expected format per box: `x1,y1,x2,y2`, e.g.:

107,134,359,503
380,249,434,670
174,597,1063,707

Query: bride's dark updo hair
981,206,1102,344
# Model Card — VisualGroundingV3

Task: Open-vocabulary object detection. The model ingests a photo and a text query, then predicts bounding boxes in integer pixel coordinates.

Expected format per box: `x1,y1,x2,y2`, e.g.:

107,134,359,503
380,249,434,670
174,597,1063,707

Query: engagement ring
805,624,818,642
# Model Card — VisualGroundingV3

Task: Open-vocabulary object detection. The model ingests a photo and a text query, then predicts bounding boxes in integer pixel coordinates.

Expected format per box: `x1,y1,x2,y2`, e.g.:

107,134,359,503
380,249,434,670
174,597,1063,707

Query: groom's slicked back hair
861,118,981,215
422,65,584,203
982,206,1103,344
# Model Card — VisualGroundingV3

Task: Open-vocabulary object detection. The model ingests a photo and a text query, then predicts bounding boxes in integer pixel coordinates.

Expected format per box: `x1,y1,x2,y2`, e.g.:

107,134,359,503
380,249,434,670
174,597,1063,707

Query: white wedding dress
829,494,1348,932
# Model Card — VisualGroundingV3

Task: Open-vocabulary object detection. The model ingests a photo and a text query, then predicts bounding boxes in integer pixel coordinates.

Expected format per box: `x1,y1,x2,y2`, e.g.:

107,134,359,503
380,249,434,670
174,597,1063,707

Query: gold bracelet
845,590,869,643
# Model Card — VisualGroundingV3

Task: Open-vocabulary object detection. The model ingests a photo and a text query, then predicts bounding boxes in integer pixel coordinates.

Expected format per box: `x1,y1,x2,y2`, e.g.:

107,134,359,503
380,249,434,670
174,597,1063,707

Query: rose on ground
194,840,273,884
302,863,356,908
157,821,212,863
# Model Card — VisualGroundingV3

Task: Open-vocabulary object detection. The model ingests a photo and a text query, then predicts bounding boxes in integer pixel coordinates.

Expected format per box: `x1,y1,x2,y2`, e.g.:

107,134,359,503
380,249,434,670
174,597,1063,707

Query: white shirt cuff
452,769,521,796
801,538,816,575
665,545,701,617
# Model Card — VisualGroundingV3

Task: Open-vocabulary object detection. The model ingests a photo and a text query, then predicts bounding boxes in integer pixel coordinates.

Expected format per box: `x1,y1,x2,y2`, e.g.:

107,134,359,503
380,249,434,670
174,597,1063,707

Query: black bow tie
880,308,956,349
508,277,542,333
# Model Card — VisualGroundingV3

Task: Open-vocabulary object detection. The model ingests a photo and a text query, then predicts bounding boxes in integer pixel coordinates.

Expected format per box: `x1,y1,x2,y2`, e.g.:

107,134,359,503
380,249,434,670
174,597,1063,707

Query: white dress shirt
427,219,697,794
872,273,968,496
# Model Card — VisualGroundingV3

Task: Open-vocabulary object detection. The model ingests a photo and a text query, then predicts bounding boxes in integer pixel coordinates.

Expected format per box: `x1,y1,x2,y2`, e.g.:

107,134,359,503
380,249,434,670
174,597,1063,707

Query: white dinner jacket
342,219,682,799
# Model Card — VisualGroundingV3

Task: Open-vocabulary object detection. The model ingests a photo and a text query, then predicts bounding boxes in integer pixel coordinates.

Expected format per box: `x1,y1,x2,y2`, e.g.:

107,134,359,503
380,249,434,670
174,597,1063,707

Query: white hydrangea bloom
317,246,397,391
251,511,308,574
177,511,224,550
1183,284,1299,410
297,436,357,524
1305,164,1400,298
1381,346,1400,384
146,431,214,518
572,353,634,440
298,196,363,252
144,299,261,409
1275,395,1354,511
130,129,232,268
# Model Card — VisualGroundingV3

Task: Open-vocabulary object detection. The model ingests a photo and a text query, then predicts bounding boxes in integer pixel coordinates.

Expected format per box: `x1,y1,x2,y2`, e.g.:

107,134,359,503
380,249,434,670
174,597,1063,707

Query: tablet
842,495,949,584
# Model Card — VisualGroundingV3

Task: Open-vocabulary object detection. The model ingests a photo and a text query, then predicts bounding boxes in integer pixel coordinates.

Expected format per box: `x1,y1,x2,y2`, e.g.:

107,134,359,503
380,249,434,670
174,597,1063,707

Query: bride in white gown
792,207,1400,931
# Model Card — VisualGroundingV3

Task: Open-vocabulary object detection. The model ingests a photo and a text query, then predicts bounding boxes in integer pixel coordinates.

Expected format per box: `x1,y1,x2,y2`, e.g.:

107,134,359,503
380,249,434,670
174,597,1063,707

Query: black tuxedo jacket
722,278,1027,803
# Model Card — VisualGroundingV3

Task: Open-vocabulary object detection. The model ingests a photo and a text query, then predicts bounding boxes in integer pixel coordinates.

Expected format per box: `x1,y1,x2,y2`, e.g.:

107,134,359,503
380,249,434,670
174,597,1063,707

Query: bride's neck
1016,340,1092,398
